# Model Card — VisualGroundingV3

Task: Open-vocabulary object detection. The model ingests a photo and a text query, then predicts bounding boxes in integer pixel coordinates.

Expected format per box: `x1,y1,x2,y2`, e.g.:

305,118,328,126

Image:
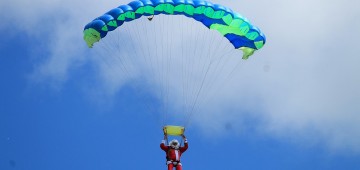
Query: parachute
83,0,266,127
83,0,266,59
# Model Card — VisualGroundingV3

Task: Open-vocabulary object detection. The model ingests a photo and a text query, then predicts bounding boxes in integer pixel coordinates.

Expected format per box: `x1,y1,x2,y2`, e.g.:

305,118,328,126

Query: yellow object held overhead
163,125,185,136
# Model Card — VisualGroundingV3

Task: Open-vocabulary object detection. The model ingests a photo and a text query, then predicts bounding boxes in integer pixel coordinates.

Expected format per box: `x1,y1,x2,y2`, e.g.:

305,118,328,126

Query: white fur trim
184,139,188,143
175,150,180,161
167,161,182,166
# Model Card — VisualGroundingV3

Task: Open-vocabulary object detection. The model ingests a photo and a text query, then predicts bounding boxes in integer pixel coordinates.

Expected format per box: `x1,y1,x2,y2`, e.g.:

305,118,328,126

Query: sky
1,0,360,170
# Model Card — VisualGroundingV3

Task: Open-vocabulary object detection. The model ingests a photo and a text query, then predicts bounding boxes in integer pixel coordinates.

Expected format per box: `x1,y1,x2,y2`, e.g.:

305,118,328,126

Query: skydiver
160,134,188,170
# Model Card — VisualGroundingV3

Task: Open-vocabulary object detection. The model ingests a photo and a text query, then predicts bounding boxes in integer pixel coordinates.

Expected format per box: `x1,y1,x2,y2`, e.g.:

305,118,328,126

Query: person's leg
168,163,174,170
176,163,182,170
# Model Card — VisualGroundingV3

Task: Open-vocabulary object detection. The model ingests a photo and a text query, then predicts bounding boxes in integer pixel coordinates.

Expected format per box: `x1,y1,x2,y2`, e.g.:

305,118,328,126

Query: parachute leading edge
83,0,266,59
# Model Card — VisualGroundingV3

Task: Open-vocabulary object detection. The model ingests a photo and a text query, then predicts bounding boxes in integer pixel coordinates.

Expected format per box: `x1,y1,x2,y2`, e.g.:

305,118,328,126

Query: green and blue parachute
83,0,266,59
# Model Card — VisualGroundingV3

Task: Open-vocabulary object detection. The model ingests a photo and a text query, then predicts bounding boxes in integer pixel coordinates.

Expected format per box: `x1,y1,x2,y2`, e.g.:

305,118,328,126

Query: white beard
171,145,180,149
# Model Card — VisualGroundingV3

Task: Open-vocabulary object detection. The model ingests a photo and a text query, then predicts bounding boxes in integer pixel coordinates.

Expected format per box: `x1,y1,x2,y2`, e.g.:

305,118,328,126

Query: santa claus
160,134,188,170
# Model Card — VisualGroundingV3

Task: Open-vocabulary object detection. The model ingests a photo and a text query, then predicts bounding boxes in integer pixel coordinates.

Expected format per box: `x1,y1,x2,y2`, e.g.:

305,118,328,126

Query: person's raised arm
180,134,188,152
160,134,168,151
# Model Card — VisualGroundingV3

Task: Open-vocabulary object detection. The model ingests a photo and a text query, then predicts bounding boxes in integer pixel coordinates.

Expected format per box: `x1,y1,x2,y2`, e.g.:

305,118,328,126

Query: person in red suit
160,134,188,170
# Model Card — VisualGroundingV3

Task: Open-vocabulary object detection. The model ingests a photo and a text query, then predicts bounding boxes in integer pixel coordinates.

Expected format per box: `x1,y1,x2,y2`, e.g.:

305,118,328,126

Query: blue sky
1,0,360,170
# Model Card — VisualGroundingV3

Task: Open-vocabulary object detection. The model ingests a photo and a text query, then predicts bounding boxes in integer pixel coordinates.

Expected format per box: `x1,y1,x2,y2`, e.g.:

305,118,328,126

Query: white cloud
2,0,360,153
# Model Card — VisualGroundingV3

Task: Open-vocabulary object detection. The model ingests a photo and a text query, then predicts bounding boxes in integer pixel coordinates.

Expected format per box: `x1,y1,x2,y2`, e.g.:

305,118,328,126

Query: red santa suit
160,139,188,170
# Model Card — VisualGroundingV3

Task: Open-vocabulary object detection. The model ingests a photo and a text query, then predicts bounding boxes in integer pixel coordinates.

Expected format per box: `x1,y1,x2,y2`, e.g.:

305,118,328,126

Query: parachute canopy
83,0,266,59
163,125,185,136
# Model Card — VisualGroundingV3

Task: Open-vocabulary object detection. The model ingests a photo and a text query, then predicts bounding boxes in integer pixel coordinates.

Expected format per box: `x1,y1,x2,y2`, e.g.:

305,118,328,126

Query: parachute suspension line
181,15,192,122
140,17,156,84
191,34,249,123
141,17,155,93
141,16,162,124
180,15,186,117
144,14,170,126
198,54,245,119
93,32,165,128
141,18,164,126
205,50,233,93
199,36,234,98
185,55,214,127
95,15,248,129
130,22,164,127
184,28,244,127
150,17,167,127
209,33,230,63
84,0,267,131
116,26,142,79
202,38,238,109
190,25,214,111
150,16,166,126
185,37,211,126
165,15,172,124
124,22,151,81
183,18,195,123
182,16,194,123
202,45,226,86
161,15,169,126
165,15,178,124
97,35,133,81
191,34,224,110
112,28,134,78
186,27,211,117
191,49,235,119
188,18,198,118
183,24,212,126
215,51,248,91
153,15,162,125
119,20,162,127
186,21,207,120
